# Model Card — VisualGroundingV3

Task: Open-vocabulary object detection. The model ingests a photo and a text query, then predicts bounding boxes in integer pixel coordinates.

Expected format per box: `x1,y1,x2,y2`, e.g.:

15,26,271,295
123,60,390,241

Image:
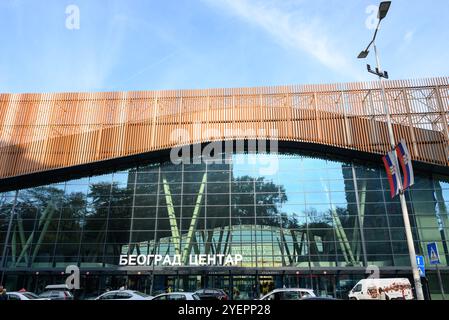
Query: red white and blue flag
395,139,414,190
382,150,400,198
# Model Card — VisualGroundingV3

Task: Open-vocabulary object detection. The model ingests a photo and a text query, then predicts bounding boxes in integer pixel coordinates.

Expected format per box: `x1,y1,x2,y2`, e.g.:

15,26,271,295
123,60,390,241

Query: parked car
194,289,228,300
43,284,71,290
348,278,413,300
151,292,201,301
38,284,74,300
6,291,43,300
301,296,340,301
38,290,74,300
259,288,316,300
95,290,153,300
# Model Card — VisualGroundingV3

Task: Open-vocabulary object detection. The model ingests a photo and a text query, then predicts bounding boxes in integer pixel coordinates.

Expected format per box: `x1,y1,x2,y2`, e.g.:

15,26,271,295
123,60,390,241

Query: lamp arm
363,19,381,53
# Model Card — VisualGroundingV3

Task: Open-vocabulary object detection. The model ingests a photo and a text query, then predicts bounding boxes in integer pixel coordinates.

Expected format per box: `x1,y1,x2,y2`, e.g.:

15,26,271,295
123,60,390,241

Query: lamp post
357,1,424,300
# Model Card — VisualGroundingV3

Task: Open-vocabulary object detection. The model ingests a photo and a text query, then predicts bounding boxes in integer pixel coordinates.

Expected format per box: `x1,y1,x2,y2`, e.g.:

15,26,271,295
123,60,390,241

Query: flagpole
374,43,425,300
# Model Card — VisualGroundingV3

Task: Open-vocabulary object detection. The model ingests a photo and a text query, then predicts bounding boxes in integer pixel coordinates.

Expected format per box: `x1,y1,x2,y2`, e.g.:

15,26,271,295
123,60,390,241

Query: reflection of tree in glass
84,182,132,260
231,176,287,227
156,167,289,259
5,186,67,267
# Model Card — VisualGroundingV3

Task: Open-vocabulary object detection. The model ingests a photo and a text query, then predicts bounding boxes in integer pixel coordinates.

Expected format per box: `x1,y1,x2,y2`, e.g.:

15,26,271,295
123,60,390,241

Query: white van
348,278,413,300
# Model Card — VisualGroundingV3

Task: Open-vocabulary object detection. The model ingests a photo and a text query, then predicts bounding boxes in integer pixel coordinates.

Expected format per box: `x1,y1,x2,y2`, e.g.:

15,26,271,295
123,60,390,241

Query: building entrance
2,269,428,300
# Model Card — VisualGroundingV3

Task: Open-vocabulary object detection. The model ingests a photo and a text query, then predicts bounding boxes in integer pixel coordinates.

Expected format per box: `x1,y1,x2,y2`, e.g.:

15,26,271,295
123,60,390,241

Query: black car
194,289,229,300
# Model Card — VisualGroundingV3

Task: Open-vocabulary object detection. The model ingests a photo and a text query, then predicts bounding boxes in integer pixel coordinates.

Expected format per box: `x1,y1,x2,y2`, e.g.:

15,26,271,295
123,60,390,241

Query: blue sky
1,0,448,93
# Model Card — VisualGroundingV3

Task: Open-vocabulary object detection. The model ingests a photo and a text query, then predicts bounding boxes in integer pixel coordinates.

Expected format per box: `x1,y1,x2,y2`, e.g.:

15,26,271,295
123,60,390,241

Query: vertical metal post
150,166,162,296
127,167,139,252
149,254,156,295
0,190,19,285
351,166,368,266
374,43,424,300
435,264,446,300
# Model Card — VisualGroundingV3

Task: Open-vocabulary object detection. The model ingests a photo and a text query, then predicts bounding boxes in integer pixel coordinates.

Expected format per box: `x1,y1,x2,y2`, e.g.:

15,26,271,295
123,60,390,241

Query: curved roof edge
1,140,448,193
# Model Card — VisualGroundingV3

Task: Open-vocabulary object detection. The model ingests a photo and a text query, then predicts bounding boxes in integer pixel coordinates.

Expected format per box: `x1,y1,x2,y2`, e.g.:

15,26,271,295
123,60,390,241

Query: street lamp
378,1,392,20
357,1,425,301
357,1,391,79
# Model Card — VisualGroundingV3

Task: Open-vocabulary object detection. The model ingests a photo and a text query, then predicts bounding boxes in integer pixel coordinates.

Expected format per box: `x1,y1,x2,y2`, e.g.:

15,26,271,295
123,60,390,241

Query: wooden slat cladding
0,77,448,179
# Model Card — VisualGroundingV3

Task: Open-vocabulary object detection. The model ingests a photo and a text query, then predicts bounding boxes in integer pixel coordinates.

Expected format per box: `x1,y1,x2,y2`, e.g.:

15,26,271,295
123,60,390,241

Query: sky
0,0,448,93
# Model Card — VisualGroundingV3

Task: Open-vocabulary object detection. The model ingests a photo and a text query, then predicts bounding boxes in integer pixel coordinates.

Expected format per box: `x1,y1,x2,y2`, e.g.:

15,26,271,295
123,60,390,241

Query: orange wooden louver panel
0,77,448,179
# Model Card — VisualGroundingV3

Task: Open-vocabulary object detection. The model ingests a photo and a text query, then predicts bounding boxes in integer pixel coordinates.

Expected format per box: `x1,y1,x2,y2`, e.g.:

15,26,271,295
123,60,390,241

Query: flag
382,150,400,198
395,139,414,190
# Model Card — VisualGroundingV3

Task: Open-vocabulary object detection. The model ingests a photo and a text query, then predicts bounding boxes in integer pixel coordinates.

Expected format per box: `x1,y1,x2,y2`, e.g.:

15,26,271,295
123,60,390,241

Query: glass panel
2,151,449,271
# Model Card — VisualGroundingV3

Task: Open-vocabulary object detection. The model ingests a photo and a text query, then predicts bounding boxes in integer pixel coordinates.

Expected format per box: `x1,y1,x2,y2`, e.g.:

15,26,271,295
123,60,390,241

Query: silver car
259,288,316,300
38,290,74,300
6,292,45,300
95,290,153,300
150,292,201,301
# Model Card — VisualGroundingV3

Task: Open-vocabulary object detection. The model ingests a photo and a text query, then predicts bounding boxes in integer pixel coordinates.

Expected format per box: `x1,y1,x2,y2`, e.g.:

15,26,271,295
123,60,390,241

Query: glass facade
1,150,449,298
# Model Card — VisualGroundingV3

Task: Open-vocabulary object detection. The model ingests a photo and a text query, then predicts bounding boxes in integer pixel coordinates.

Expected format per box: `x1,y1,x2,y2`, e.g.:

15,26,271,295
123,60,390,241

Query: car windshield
23,293,39,299
193,294,201,300
353,284,362,292
133,291,149,297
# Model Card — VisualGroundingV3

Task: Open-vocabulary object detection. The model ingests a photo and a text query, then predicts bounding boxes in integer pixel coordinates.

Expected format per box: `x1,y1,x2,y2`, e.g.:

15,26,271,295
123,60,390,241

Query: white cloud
404,31,414,44
203,0,362,79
